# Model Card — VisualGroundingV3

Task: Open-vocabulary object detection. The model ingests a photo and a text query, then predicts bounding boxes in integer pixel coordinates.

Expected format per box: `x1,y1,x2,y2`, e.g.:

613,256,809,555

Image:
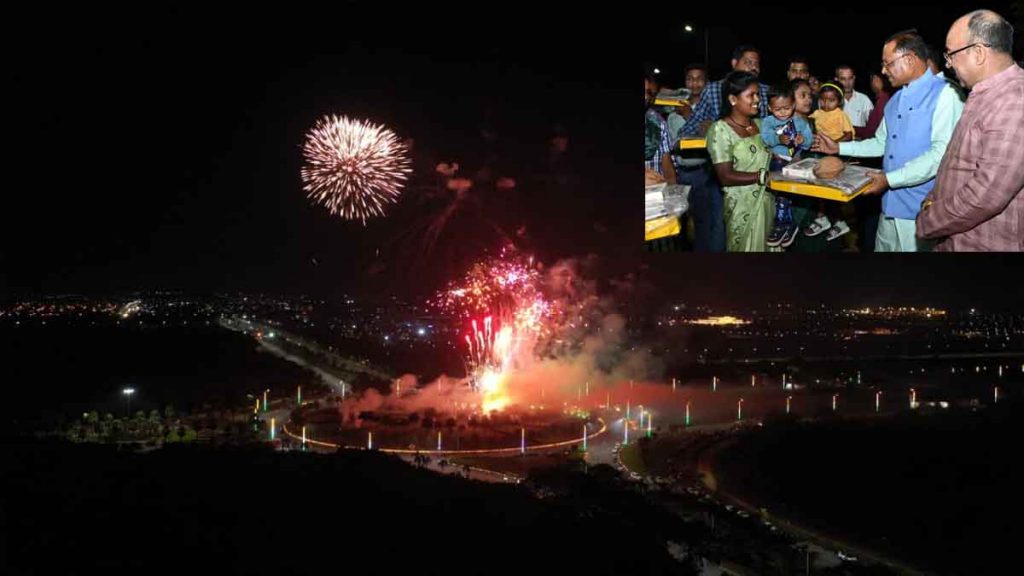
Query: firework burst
433,248,549,323
300,115,411,224
435,249,561,411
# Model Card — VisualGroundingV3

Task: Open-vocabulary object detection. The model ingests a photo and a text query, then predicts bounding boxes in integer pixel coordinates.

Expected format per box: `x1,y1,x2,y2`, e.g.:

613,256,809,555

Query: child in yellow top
809,83,854,142
803,83,854,243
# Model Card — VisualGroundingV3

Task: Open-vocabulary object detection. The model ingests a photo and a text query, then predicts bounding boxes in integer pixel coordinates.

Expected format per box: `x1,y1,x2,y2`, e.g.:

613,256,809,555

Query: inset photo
645,5,1023,252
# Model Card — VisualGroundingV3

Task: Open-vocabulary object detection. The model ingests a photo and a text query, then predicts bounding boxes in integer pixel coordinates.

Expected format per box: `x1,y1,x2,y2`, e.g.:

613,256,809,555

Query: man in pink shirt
917,9,1024,251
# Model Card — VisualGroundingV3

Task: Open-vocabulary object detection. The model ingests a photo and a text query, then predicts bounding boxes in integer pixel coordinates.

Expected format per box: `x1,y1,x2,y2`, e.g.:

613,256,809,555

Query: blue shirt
680,79,770,137
760,115,814,158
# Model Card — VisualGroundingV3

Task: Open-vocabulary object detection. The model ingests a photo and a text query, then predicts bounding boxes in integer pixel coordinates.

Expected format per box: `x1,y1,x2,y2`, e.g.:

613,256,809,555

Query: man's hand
920,194,935,212
811,133,839,155
680,102,693,119
861,170,889,196
698,120,712,136
645,169,665,186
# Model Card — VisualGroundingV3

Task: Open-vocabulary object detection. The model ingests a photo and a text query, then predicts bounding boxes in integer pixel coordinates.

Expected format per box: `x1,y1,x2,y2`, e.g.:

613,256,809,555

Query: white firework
300,115,411,223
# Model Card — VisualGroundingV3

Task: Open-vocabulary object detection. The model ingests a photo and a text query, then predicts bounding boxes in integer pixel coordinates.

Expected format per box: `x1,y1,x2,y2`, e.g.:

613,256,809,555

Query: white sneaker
803,216,832,237
826,220,851,241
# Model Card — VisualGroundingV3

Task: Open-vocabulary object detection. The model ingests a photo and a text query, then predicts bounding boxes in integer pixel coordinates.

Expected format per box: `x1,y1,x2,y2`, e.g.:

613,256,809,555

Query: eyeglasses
943,43,990,66
881,52,911,71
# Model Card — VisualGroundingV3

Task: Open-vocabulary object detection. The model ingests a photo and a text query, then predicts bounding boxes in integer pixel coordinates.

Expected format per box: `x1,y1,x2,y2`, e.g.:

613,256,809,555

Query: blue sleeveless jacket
881,70,947,219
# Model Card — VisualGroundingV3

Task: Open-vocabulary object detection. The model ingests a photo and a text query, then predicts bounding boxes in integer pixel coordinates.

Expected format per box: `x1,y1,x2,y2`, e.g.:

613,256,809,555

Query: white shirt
843,90,874,127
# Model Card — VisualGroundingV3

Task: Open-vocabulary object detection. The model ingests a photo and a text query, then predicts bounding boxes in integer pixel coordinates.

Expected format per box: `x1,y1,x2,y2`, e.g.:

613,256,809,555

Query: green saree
706,119,775,252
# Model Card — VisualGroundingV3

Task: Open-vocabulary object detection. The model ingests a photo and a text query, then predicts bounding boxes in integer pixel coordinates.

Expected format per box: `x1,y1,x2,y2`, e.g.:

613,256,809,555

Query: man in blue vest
812,30,964,251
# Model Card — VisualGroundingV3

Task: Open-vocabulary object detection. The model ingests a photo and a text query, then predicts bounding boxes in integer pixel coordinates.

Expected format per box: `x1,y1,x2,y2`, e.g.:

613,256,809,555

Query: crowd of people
645,8,1023,252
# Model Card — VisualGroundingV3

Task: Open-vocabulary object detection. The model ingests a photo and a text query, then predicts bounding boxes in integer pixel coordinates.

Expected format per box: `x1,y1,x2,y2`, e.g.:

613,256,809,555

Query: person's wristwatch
757,168,767,186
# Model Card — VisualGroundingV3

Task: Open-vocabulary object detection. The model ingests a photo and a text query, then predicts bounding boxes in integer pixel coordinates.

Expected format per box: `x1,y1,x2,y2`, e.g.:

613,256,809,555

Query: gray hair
965,9,1014,55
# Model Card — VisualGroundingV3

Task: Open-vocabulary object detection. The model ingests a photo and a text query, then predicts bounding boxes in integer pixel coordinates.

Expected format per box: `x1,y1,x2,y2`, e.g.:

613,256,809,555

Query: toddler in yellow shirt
809,83,854,142
803,83,854,242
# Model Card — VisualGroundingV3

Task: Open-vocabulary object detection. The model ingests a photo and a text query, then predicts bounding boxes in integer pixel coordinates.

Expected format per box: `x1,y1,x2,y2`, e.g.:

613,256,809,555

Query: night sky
647,1,1023,92
3,4,1022,309
5,6,635,298
640,253,1024,311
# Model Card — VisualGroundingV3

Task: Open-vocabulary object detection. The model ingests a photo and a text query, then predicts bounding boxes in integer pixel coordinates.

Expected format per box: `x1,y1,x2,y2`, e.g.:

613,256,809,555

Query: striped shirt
644,108,673,175
680,79,769,137
917,64,1024,251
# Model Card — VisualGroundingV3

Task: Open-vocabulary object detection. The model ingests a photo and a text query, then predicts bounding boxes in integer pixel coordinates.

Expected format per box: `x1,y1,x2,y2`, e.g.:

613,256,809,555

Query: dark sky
2,4,1022,310
639,254,1024,312
647,1,1022,91
4,6,638,298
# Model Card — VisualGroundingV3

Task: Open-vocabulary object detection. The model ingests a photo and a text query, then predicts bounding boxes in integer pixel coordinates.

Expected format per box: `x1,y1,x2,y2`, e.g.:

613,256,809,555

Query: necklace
728,117,755,132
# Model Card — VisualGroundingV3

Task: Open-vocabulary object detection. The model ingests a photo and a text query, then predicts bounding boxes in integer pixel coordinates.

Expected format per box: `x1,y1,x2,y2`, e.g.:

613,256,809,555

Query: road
693,431,932,575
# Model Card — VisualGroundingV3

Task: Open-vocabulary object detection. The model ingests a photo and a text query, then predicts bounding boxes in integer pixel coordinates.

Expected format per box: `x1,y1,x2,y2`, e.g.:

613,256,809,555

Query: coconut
814,156,845,179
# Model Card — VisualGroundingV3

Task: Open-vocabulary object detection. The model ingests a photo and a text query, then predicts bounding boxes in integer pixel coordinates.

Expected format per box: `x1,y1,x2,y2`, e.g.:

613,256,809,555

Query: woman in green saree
706,71,775,252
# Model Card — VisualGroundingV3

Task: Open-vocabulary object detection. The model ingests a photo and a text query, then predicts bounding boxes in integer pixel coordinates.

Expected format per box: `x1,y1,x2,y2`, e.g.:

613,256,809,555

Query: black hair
818,84,845,107
720,70,760,119
732,45,760,62
789,55,810,67
768,84,794,104
834,64,855,76
685,63,707,76
869,72,893,93
789,78,812,92
885,29,929,62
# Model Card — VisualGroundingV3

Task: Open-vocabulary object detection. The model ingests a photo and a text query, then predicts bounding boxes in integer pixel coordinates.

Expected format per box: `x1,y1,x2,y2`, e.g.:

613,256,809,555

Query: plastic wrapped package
645,182,691,221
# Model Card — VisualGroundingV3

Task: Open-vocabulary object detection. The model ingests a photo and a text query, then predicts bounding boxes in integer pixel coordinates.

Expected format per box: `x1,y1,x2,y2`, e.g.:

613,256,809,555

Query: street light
684,23,710,67
122,387,135,418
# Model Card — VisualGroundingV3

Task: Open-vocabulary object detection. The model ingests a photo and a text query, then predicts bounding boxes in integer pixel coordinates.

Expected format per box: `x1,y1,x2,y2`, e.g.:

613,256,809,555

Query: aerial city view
4,4,1023,576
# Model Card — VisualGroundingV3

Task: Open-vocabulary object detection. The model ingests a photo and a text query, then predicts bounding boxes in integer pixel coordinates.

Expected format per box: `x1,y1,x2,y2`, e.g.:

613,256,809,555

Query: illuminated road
280,417,607,457
397,455,521,484
218,315,382,397
253,405,520,483
234,313,611,481
600,411,932,574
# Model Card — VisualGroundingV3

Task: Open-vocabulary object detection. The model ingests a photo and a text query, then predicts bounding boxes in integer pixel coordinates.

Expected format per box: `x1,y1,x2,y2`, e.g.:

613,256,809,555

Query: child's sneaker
767,225,786,247
780,223,801,247
826,219,850,241
803,215,832,237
